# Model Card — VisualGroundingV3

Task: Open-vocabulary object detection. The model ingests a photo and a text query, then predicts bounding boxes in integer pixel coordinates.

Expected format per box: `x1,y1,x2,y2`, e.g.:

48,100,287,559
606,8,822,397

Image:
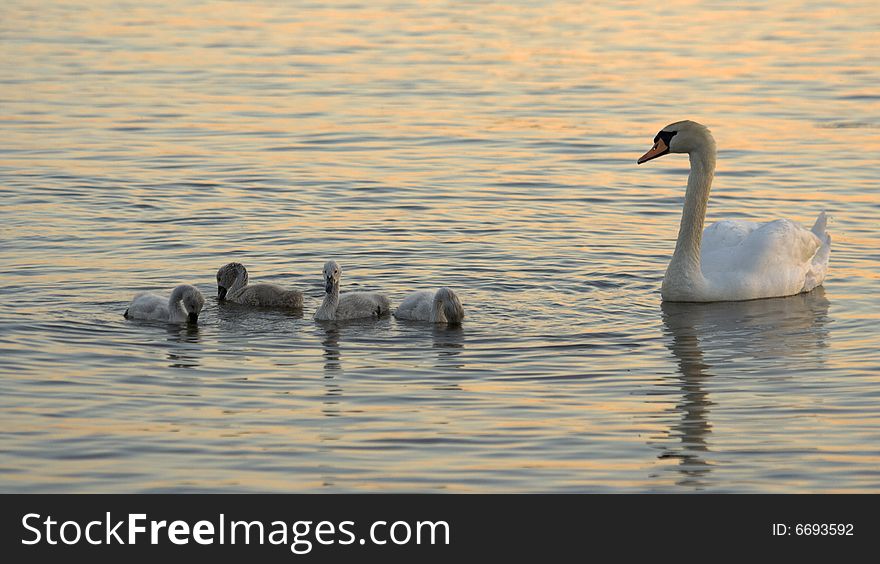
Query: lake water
1,0,878,492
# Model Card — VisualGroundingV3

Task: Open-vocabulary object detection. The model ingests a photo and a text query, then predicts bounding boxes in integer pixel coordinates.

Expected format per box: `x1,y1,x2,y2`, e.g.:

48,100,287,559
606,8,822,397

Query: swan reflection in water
321,324,342,373
655,288,830,488
165,323,202,369
431,324,465,371
316,323,344,490
318,323,344,418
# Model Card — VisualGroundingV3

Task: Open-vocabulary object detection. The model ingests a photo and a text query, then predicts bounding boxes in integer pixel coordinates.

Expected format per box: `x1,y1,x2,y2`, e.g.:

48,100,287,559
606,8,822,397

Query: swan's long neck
666,144,715,288
229,270,248,297
168,287,188,319
317,284,339,319
430,296,446,323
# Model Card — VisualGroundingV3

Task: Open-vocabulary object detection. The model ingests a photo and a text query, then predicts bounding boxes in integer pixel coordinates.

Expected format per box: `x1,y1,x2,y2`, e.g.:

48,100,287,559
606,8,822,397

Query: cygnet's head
172,284,205,323
216,262,248,301
435,287,465,324
323,260,341,294
637,120,715,164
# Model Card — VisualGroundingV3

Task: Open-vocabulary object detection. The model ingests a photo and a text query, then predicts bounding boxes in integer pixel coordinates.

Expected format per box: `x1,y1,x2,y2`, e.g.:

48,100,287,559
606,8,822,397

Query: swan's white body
314,260,391,321
124,284,205,323
639,120,831,302
394,288,464,324
217,262,303,309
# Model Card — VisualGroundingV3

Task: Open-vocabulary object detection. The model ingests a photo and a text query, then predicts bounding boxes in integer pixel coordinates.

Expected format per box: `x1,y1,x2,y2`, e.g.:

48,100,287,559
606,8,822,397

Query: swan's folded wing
129,293,166,318
701,219,823,298
337,292,391,318
702,220,761,252
704,219,821,267
394,290,434,320
233,283,303,308
743,219,822,264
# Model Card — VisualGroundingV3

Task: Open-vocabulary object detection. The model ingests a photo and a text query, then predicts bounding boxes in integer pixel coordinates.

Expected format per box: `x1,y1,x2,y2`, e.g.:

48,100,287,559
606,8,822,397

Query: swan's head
323,260,341,293
216,262,248,301
637,120,715,164
172,284,205,323
435,287,465,325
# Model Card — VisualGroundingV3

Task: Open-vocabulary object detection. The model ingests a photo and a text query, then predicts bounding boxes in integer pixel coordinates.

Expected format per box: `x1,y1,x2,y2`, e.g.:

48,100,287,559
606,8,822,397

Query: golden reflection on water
1,0,879,492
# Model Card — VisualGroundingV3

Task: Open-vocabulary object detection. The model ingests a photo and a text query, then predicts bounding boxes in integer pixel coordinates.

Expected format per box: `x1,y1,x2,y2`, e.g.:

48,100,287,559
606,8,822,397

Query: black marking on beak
325,278,334,293
188,312,198,323
638,129,678,164
218,286,227,300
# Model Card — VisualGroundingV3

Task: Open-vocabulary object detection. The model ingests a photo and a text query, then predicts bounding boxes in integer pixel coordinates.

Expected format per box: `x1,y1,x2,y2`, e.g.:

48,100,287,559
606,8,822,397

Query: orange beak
637,138,669,164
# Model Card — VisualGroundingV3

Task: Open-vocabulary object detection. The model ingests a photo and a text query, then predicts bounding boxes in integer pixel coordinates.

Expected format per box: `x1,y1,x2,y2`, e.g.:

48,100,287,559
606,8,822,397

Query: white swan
216,262,303,309
124,284,205,323
638,120,831,302
314,260,391,321
394,288,464,324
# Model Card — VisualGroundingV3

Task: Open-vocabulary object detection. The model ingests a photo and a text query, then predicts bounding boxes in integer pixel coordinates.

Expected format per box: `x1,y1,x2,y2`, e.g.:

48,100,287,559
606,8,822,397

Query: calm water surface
1,0,878,492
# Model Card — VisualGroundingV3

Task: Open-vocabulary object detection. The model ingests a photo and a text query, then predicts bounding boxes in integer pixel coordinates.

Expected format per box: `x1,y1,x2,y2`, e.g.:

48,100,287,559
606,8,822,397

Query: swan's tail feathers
811,211,828,238
436,287,464,324
803,213,831,293
812,211,831,262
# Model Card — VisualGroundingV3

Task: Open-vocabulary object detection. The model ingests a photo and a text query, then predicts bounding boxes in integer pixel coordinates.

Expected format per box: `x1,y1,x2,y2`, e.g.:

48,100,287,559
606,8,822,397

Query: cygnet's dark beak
325,278,334,293
188,312,199,323
218,286,227,300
